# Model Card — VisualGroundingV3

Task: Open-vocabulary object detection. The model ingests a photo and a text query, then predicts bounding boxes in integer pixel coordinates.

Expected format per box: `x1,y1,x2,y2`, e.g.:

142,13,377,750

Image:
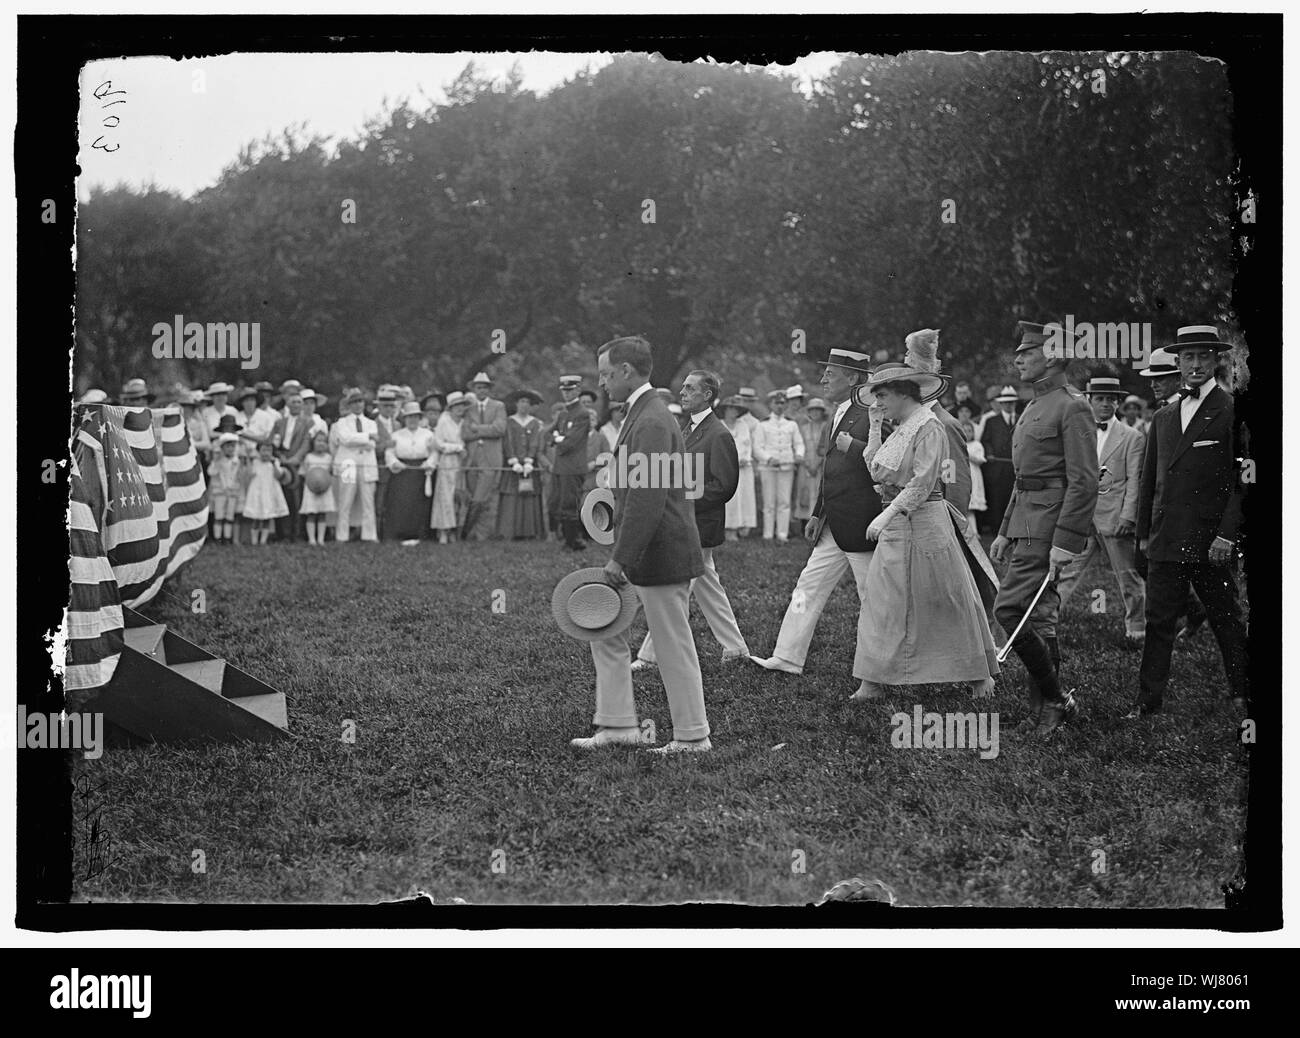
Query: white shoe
629,659,657,673
401,539,419,547
971,676,997,698
646,737,713,755
570,727,644,750
750,655,803,675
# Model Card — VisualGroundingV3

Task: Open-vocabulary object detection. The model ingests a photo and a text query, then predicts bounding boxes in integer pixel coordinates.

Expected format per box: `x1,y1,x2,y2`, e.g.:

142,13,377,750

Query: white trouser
770,524,871,670
1055,531,1147,636
592,582,709,742
638,547,749,663
759,465,795,539
336,478,377,542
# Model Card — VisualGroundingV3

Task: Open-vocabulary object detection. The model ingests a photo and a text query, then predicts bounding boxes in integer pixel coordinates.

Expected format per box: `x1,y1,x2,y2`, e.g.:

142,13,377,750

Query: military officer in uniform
553,374,593,551
989,321,1099,734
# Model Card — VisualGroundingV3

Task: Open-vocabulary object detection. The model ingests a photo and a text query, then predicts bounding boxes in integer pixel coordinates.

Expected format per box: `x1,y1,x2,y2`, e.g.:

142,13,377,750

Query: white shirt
1180,384,1209,433
832,398,851,434
688,407,712,434
623,382,653,411
1095,420,1111,459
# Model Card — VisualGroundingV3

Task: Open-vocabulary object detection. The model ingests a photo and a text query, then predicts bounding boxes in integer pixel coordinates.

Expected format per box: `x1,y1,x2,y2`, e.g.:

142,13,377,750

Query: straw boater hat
737,386,758,402
552,567,640,642
785,384,805,400
860,362,949,404
207,381,234,397
1138,347,1179,378
471,371,494,385
300,388,326,406
822,348,873,375
581,488,615,546
559,374,582,390
1170,324,1232,353
445,390,471,409
398,401,422,419
1085,376,1123,397
995,384,1020,403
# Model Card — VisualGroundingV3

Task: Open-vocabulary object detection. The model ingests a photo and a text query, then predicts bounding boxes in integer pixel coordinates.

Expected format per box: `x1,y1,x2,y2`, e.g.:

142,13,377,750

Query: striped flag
66,404,209,696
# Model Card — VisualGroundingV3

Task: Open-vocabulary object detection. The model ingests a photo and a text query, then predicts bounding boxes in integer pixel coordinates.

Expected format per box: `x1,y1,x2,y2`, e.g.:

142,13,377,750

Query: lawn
72,533,1248,907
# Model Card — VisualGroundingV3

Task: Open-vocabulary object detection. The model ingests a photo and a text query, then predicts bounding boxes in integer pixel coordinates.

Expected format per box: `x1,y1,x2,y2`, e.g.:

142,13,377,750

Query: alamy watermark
1044,315,1151,367
151,314,261,369
890,706,999,760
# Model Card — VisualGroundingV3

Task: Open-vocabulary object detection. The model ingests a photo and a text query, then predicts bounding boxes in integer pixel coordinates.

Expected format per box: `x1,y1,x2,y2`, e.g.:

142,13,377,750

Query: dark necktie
1096,421,1109,431
1184,384,1202,399
355,416,362,432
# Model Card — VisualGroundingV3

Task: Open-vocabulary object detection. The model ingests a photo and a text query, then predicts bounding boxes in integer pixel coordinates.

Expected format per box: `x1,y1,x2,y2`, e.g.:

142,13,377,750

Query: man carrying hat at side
1054,374,1147,644
1130,325,1248,718
989,320,1098,734
553,374,592,552
461,372,507,540
332,388,380,543
751,348,880,676
571,335,711,753
979,384,1020,536
632,369,749,671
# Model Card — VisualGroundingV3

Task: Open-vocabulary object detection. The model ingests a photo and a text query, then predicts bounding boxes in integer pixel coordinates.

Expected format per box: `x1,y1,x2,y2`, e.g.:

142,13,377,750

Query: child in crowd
207,433,242,544
242,440,290,544
299,431,336,546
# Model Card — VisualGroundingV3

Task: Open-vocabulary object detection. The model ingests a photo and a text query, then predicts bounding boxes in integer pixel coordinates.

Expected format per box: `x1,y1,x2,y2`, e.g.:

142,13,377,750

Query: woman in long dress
720,395,757,540
385,401,438,545
497,390,545,540
851,363,999,701
430,391,470,543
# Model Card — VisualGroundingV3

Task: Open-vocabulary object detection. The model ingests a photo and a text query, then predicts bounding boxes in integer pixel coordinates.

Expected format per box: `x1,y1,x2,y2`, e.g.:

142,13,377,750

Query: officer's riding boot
1046,636,1061,677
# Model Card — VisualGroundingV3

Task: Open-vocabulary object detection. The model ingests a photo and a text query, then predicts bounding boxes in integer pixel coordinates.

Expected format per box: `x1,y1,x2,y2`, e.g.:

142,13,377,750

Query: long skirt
430,457,461,531
854,498,999,684
725,464,757,530
386,465,430,540
497,479,544,539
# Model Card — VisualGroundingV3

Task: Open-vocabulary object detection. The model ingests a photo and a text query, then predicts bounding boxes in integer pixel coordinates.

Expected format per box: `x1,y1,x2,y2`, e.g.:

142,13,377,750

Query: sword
996,568,1055,664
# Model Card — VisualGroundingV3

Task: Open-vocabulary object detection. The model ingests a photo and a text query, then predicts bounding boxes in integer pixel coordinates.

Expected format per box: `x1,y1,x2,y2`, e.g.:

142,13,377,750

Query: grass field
73,533,1248,907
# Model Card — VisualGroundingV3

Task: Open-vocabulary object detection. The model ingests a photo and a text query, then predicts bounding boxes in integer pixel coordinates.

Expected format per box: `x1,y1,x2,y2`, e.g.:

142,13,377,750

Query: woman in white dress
430,391,471,543
962,419,987,539
720,395,757,540
850,363,999,701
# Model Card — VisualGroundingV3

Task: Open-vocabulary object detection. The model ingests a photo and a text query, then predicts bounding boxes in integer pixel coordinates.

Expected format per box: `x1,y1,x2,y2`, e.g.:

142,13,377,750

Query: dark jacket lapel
1169,385,1225,466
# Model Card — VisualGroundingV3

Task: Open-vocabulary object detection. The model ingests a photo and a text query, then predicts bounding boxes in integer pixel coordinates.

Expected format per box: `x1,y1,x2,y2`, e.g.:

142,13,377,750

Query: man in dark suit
270,390,315,542
979,385,1020,535
634,370,748,670
1130,325,1248,717
751,348,880,675
552,375,592,551
571,336,712,754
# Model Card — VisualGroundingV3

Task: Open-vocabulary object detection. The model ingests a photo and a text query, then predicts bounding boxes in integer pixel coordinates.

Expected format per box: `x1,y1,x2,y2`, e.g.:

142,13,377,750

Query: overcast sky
77,51,845,200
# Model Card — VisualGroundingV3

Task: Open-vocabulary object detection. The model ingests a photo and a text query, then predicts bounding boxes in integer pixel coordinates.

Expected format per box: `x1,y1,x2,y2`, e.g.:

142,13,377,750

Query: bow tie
1096,421,1109,431
1183,384,1202,399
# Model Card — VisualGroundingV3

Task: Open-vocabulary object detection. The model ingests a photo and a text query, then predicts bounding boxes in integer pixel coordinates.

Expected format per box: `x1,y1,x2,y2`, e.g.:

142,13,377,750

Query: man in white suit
753,388,805,542
1055,375,1147,642
333,387,380,543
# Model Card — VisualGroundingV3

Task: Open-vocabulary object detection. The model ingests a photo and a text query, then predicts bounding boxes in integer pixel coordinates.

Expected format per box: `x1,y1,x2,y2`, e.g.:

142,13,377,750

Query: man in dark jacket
1129,325,1248,717
751,348,880,675
634,370,748,670
571,336,712,754
979,385,1020,535
552,375,592,551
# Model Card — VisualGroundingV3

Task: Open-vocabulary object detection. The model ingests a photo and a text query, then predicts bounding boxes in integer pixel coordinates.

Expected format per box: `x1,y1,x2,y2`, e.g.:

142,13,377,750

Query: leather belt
1015,476,1067,490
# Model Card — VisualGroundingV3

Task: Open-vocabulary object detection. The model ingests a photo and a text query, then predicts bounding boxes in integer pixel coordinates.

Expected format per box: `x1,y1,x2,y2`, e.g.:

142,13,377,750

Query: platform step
122,624,167,662
168,659,226,693
230,693,288,729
